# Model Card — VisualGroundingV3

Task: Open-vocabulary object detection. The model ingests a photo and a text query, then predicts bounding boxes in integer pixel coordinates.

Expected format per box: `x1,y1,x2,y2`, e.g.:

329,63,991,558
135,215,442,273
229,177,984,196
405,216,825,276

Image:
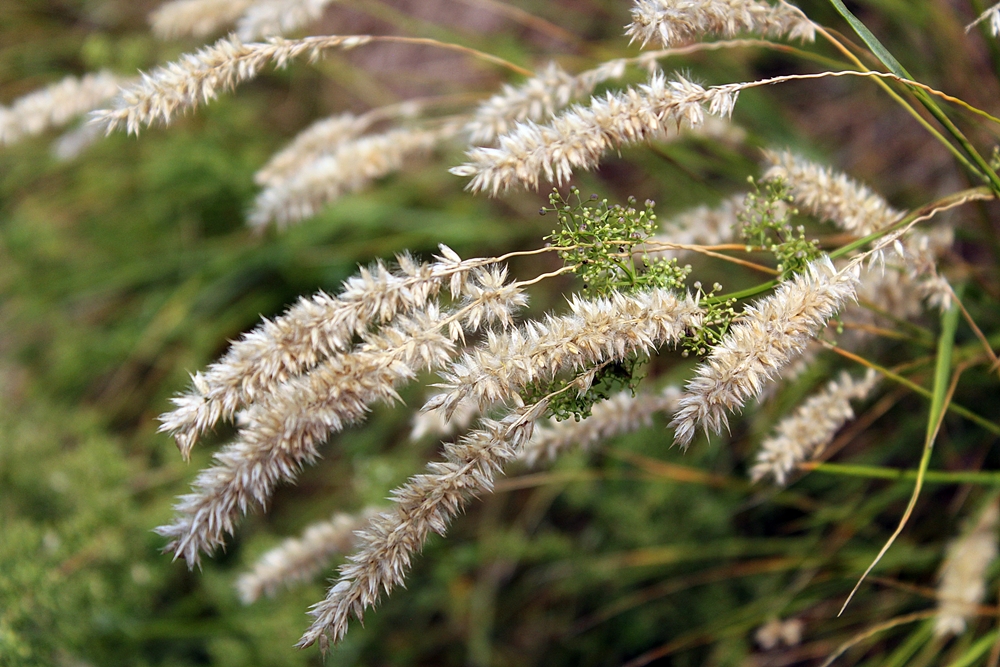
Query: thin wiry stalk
93,34,530,135
643,194,745,259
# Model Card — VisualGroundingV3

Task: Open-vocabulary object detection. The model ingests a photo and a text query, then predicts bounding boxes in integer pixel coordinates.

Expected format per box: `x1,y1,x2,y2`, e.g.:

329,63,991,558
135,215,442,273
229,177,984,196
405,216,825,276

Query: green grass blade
879,621,934,667
826,0,912,77
826,0,1000,194
838,289,962,615
947,630,999,667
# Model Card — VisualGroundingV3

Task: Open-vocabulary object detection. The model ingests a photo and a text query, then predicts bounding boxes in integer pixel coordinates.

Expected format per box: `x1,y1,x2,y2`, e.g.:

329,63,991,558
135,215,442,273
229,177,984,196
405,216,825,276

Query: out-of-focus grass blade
827,0,912,77
839,288,963,616
827,0,1000,194
946,629,999,667
878,621,933,667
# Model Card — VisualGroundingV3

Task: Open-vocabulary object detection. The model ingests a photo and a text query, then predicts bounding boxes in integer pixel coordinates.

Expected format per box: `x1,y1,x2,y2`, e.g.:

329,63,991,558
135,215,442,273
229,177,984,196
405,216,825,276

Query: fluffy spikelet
149,0,339,40
149,0,254,39
644,193,744,258
451,73,739,194
297,401,549,650
935,499,1000,636
255,112,375,186
763,150,955,320
255,103,420,186
670,256,861,448
1,71,123,146
158,246,493,458
93,34,373,134
626,0,815,48
292,289,700,648
755,617,805,650
521,385,681,466
465,60,627,145
967,2,1000,36
410,395,479,441
52,122,104,161
157,271,528,564
425,288,703,417
763,150,901,236
750,369,878,485
237,507,378,603
855,225,954,321
156,308,453,565
249,125,451,229
237,0,339,39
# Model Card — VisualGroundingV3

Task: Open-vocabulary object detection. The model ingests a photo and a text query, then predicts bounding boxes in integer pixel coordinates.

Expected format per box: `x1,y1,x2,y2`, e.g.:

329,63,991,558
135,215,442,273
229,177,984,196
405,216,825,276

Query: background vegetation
3,0,1000,665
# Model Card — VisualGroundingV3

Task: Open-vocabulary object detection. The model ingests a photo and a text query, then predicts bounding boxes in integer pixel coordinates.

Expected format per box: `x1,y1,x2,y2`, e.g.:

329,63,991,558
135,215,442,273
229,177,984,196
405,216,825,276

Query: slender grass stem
821,342,1000,436
705,188,992,307
839,290,963,615
803,462,1000,486
823,0,1000,194
812,21,987,184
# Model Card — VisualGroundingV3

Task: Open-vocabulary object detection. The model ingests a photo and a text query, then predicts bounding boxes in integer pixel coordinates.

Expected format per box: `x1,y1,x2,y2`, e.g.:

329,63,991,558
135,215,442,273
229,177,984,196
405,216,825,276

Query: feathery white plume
626,0,815,48
237,507,378,603
1,71,123,146
249,125,451,229
298,401,549,650
255,103,421,186
644,193,744,258
159,247,499,458
94,35,373,134
670,256,861,447
750,369,878,484
967,2,1000,36
425,288,702,416
150,0,254,39
935,499,1000,636
521,385,682,466
237,0,341,40
452,73,739,194
763,150,902,236
465,60,627,145
158,269,529,564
